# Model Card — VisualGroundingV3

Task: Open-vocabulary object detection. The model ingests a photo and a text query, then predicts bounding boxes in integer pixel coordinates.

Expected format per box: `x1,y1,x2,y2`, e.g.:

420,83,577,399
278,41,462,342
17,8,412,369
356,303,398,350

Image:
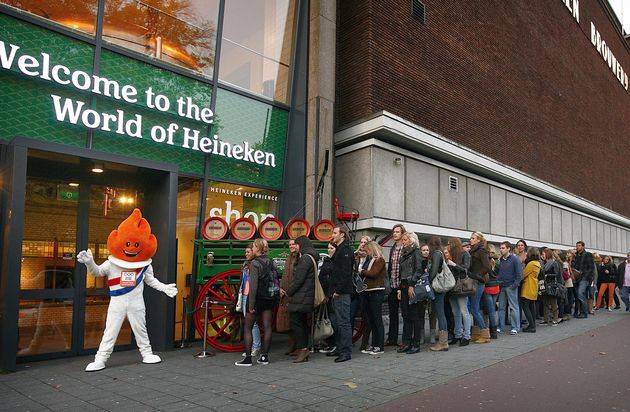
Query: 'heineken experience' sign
0,39,277,168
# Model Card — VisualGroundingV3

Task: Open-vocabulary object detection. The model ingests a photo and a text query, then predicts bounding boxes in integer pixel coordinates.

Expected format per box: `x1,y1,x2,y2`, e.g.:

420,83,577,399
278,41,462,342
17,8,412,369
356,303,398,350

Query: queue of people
233,224,630,366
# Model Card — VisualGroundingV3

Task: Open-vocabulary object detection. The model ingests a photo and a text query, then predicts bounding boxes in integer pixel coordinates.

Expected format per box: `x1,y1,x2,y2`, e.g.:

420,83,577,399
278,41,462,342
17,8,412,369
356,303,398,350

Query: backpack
254,257,280,300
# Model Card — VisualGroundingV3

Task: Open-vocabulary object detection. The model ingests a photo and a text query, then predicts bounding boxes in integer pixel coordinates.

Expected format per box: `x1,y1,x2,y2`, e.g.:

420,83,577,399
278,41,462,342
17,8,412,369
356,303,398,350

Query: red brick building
334,0,630,255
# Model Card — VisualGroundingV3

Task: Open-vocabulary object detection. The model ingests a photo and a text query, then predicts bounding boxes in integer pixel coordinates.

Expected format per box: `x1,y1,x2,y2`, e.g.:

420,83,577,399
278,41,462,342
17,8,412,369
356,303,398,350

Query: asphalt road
370,315,630,412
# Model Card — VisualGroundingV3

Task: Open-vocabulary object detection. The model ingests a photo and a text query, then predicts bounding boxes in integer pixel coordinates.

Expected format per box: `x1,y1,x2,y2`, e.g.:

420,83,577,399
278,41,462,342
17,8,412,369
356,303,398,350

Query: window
1,0,98,35
103,0,220,77
219,0,297,104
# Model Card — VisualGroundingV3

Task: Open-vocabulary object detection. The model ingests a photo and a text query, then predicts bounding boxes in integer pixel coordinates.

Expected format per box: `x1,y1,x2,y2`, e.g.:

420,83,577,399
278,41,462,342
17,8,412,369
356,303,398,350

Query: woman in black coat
282,236,319,363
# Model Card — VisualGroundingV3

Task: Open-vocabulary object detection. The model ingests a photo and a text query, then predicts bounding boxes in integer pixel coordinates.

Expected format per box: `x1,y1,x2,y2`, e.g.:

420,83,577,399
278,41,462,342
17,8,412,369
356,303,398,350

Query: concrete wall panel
561,210,572,245
596,221,605,250
604,224,611,251
439,169,467,230
506,193,524,238
523,198,538,240
373,148,404,220
581,217,591,250
335,149,373,218
539,203,552,242
467,179,490,233
405,159,439,225
572,214,582,245
490,187,507,236
552,207,562,244
591,219,598,249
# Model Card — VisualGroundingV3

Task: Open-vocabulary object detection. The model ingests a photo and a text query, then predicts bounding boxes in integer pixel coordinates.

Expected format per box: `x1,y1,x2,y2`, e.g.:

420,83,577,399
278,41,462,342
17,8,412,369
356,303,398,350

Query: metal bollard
194,296,215,358
179,297,188,349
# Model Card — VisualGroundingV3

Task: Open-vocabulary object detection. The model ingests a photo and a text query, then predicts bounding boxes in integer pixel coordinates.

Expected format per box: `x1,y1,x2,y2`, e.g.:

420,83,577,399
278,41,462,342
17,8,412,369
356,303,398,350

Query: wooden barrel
258,217,284,241
201,216,229,240
285,218,311,239
230,218,257,240
312,219,335,241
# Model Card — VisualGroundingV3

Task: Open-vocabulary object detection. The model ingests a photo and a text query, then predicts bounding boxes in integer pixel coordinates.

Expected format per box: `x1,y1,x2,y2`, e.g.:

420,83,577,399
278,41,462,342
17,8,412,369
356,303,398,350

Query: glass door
18,149,150,359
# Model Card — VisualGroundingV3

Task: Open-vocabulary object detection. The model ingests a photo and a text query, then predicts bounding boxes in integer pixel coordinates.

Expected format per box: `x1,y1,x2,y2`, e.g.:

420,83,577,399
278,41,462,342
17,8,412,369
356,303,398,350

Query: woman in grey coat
282,236,318,363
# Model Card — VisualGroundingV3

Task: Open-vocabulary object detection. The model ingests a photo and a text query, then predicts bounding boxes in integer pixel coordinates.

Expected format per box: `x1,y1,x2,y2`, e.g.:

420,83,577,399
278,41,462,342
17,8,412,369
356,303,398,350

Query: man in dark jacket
617,252,630,311
572,241,594,318
328,225,354,362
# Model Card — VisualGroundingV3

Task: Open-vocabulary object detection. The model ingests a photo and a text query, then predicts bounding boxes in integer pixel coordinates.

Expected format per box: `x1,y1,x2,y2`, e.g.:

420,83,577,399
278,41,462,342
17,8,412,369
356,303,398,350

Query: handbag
313,305,334,341
571,268,583,284
410,274,434,303
451,275,477,297
275,299,291,332
431,252,456,293
353,272,368,294
307,255,327,307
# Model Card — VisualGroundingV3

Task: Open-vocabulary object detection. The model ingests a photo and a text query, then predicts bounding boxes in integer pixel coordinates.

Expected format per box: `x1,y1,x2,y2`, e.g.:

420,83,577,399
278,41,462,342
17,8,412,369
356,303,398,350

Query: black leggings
244,309,273,356
520,297,537,330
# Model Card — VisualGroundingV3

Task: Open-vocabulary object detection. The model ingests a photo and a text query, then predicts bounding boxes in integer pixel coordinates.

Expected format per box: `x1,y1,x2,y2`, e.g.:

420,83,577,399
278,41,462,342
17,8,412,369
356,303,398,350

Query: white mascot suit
77,208,177,372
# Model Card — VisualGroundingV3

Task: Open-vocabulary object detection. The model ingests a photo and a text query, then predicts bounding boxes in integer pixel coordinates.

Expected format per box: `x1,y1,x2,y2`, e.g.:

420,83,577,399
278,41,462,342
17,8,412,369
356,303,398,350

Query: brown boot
474,328,491,344
293,348,309,363
471,325,481,341
429,330,449,352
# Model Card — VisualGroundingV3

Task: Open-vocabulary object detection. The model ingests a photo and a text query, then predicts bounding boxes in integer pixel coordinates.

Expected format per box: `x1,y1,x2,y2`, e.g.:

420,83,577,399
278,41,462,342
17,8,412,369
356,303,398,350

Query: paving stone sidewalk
1,310,628,412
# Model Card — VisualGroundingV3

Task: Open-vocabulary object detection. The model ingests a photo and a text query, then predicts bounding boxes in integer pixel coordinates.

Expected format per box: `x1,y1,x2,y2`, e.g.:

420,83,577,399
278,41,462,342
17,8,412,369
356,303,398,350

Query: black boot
448,337,461,345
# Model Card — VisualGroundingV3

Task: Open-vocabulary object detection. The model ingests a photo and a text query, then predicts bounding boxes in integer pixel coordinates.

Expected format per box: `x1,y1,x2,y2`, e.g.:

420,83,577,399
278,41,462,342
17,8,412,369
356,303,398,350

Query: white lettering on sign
209,200,274,226
0,39,280,168
562,0,579,24
590,22,629,91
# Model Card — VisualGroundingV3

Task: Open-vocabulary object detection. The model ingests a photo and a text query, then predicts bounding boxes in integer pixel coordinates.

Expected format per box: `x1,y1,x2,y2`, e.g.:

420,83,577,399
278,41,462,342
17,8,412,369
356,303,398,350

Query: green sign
0,14,288,188
57,190,78,201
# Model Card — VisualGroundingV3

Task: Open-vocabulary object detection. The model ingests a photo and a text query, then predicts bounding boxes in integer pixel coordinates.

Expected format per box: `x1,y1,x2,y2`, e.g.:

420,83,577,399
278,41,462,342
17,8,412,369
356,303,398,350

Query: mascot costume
77,208,177,372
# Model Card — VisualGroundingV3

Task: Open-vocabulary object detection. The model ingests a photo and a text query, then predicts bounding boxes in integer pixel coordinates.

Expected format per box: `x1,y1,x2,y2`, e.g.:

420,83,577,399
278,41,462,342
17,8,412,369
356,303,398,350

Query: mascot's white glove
77,249,99,274
158,283,178,298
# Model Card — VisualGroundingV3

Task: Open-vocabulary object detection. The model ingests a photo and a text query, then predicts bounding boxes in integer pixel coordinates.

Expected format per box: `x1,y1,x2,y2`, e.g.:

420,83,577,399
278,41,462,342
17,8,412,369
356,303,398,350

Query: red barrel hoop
286,218,311,239
202,216,229,240
230,218,257,240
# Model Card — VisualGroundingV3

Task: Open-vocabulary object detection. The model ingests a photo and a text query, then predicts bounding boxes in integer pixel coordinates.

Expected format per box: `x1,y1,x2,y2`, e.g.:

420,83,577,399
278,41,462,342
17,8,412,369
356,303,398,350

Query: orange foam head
107,208,157,262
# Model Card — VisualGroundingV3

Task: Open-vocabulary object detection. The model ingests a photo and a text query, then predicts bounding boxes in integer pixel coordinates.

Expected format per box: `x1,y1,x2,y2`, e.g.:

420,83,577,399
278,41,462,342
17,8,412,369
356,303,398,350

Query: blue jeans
332,294,352,356
498,286,520,331
470,283,486,329
434,292,448,331
252,322,261,351
619,286,630,310
482,292,498,329
450,296,471,339
577,279,590,317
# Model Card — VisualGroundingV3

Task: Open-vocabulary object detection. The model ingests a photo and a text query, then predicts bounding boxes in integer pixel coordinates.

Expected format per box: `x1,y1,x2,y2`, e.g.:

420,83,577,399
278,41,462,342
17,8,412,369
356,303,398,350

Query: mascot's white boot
77,209,177,372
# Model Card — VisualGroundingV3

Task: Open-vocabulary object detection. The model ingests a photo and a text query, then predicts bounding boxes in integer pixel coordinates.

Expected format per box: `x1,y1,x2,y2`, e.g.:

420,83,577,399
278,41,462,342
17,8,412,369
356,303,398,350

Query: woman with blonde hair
467,232,492,344
397,231,424,354
358,241,386,354
236,239,277,366
445,240,473,346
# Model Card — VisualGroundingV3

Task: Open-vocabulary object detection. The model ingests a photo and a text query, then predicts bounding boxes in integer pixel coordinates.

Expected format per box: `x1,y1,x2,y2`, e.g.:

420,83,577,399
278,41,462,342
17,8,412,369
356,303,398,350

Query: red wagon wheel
193,269,244,352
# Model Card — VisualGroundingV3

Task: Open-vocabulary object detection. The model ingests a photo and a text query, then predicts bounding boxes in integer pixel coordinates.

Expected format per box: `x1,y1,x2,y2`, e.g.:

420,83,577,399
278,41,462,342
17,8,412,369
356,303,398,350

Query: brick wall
336,0,630,217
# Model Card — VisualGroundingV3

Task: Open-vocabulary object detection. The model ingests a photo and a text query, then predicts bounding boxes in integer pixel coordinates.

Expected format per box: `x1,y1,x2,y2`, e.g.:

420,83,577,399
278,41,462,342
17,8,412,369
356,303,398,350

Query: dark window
411,0,426,24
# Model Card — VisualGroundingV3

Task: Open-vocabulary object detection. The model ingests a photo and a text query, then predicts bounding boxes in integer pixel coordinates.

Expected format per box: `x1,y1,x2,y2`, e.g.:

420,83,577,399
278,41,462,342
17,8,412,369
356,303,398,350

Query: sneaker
241,349,260,357
510,329,518,335
320,345,336,354
614,305,621,310
235,357,252,367
257,354,269,365
551,321,558,327
361,346,374,354
608,307,613,312
369,347,384,355
497,328,503,334
539,321,548,326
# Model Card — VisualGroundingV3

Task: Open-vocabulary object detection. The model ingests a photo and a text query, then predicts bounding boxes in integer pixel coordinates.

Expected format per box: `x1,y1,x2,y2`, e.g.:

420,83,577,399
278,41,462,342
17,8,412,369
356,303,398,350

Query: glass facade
220,0,296,103
103,0,220,77
0,0,304,365
0,0,98,35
